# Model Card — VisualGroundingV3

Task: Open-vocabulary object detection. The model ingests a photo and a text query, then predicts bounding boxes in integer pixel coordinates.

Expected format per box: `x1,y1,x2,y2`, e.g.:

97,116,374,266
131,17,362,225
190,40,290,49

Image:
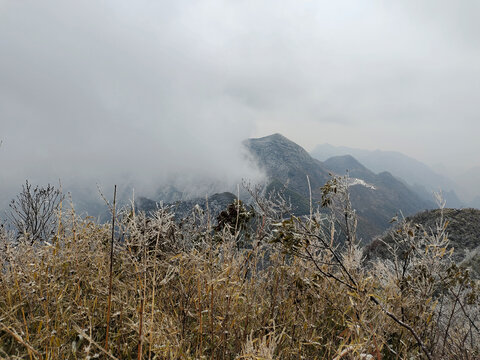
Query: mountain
135,134,433,242
311,144,463,208
244,133,331,196
364,208,480,277
323,155,377,183
323,155,434,238
137,192,237,220
244,134,433,241
136,133,326,220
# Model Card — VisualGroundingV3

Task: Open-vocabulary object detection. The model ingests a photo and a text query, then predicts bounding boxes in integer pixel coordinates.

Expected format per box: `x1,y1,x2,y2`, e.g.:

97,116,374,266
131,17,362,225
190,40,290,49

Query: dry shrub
0,178,478,359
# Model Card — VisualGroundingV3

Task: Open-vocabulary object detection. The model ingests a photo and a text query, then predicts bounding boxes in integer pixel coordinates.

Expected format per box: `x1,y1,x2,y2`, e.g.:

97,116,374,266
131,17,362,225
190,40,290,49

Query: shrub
0,176,478,359
8,181,64,244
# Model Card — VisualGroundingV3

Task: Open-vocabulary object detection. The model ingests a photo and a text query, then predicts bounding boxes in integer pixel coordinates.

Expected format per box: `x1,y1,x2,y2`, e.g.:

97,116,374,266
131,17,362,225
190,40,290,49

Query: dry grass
0,187,478,359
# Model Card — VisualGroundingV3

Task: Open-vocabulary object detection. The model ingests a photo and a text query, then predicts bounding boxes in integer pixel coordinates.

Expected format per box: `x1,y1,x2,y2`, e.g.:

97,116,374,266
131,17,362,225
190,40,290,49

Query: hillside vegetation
366,208,480,278
0,177,479,359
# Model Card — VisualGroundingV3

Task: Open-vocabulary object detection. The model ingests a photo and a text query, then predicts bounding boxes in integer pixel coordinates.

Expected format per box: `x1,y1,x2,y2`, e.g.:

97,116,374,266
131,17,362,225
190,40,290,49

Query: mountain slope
244,133,331,196
311,144,463,208
245,134,433,241
324,156,434,238
323,155,377,183
365,208,480,277
137,192,238,220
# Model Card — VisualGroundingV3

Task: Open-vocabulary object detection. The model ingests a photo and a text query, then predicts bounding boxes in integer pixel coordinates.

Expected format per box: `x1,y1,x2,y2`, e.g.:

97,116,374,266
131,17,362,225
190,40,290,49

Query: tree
214,199,255,248
8,180,64,243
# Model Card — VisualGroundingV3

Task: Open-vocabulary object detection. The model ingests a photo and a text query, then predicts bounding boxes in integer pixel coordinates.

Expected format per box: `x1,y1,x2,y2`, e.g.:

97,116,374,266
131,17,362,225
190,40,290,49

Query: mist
1,0,480,210
0,1,267,210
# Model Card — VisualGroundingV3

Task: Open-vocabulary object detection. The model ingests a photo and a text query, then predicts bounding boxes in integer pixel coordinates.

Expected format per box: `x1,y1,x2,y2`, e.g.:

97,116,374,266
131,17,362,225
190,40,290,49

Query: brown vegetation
0,178,478,359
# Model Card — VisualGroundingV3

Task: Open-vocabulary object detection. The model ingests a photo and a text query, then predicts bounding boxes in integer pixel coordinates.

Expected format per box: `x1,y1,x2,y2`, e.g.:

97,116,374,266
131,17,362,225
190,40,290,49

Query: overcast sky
1,0,479,203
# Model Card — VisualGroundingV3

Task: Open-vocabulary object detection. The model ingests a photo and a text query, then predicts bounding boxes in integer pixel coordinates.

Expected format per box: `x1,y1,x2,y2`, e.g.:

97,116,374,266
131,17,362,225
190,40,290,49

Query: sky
1,0,479,205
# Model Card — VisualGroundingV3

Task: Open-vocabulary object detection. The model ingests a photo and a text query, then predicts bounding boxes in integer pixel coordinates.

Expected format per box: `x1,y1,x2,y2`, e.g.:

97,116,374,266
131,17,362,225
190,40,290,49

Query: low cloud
0,1,266,210
1,0,480,210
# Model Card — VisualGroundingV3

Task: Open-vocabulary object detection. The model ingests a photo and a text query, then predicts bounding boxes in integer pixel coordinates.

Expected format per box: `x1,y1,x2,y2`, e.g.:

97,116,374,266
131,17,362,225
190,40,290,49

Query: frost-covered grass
0,181,478,359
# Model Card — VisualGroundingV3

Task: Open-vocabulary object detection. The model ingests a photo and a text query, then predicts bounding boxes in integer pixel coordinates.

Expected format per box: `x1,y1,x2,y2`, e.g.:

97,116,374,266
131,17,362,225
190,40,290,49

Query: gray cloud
1,0,479,208
0,0,266,208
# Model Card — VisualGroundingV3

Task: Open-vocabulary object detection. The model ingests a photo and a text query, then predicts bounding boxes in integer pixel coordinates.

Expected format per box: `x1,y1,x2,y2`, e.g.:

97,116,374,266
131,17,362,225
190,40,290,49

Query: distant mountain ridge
323,155,377,183
137,192,238,220
311,144,464,208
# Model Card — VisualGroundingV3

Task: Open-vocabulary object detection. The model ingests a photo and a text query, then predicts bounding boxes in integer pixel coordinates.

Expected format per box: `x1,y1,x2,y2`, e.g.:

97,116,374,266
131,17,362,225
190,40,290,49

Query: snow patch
349,178,376,190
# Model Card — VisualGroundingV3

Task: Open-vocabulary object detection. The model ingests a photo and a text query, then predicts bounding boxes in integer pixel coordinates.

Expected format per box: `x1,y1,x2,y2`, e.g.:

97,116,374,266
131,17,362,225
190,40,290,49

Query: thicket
0,177,479,359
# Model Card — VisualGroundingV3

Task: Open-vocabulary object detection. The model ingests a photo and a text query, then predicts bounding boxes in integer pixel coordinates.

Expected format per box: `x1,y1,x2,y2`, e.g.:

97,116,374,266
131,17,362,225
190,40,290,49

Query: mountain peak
263,132,287,140
323,154,376,182
324,154,368,172
244,133,330,194
244,133,315,165
245,133,299,147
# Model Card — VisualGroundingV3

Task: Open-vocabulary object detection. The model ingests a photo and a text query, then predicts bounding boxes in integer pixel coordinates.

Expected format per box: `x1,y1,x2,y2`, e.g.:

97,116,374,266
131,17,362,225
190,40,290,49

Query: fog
1,0,480,210
0,1,267,209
